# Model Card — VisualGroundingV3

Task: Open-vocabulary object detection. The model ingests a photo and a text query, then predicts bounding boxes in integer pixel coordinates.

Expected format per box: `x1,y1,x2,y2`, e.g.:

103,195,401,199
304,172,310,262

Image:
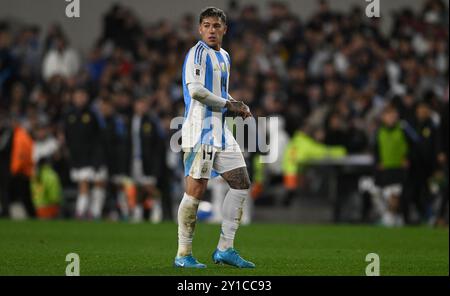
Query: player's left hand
226,100,252,119
241,102,252,119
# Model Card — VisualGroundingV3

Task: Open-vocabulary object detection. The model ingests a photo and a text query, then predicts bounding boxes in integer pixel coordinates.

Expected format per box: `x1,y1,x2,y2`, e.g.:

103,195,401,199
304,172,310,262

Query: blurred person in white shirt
42,35,80,81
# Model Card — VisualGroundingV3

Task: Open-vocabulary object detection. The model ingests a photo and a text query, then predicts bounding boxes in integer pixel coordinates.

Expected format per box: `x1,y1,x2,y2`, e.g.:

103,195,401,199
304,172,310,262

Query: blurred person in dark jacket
129,97,163,222
434,100,448,226
324,112,347,147
64,87,107,219
405,101,442,224
393,92,416,126
93,96,131,220
0,110,13,217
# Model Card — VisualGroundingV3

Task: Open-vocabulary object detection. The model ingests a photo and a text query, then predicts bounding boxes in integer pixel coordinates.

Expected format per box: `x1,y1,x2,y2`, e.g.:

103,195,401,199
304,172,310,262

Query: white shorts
183,140,246,179
111,174,130,186
70,167,108,183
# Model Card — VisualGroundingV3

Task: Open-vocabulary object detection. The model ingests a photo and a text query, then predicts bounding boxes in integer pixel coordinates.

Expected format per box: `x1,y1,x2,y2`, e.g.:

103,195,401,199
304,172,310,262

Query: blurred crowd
0,0,448,226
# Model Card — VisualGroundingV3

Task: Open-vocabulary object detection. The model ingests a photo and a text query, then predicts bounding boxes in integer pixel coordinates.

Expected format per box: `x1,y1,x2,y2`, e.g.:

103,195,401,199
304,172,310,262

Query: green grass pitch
0,220,447,275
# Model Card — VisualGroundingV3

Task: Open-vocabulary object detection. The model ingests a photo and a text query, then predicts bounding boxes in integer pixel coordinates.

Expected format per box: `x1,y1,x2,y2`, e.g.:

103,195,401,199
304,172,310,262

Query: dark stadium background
0,0,448,277
0,0,448,224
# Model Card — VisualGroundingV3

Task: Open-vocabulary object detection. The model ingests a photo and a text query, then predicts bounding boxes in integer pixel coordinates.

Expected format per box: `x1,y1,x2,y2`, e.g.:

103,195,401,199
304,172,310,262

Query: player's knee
185,177,208,198
187,186,206,198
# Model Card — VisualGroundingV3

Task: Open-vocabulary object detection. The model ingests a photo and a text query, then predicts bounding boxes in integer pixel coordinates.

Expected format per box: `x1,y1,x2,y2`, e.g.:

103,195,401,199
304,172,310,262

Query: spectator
42,34,80,81
0,110,13,217
404,101,441,223
93,96,130,220
129,98,163,223
64,88,106,219
282,124,347,206
9,116,36,218
30,118,62,219
373,104,409,226
434,99,448,226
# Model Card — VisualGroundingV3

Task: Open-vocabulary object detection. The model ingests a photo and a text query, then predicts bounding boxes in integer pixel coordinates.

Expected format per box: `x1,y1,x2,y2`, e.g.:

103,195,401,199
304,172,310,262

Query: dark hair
383,103,397,114
199,7,227,24
100,96,113,104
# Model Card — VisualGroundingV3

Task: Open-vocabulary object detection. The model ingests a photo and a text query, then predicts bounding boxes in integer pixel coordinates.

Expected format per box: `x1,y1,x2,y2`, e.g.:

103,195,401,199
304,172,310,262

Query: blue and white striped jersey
181,40,233,149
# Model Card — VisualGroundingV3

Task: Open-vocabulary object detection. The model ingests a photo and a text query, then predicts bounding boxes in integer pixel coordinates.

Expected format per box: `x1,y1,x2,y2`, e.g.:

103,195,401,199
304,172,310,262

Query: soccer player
129,98,163,223
174,7,255,269
64,88,107,220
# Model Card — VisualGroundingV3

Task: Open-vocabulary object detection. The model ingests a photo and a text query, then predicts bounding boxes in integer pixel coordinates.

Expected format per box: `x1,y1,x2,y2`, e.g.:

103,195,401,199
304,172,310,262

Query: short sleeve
184,45,207,85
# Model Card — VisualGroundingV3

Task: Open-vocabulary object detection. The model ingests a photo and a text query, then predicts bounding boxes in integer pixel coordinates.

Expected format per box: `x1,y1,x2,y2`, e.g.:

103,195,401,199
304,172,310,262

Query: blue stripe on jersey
205,53,213,92
214,51,228,99
193,46,199,64
201,54,213,145
194,44,206,65
182,51,191,119
197,47,205,65
194,46,200,64
215,51,228,148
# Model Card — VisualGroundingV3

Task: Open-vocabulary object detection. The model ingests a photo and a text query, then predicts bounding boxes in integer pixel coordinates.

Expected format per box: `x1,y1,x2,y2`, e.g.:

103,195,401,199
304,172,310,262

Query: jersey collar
199,40,221,52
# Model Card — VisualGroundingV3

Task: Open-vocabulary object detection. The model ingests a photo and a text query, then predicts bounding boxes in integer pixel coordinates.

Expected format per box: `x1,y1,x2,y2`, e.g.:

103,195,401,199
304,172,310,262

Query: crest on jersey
220,62,226,72
143,123,152,134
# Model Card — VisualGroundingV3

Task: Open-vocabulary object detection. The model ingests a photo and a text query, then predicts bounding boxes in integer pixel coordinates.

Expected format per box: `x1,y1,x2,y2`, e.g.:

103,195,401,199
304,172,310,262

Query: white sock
177,193,200,257
117,190,129,218
75,193,89,217
91,187,106,219
217,188,248,251
242,196,252,225
132,205,143,223
151,198,162,223
211,178,228,223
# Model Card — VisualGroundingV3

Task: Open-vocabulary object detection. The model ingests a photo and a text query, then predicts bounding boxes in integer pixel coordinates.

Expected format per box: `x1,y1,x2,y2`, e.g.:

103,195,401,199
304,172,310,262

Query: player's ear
198,22,204,35
223,24,227,35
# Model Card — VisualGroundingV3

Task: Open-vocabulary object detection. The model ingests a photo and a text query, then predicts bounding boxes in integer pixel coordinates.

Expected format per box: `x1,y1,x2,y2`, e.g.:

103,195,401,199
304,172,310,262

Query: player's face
199,17,227,50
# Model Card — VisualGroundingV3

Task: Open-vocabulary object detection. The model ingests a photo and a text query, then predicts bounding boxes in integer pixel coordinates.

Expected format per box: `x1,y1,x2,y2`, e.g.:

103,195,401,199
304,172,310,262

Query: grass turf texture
0,220,447,275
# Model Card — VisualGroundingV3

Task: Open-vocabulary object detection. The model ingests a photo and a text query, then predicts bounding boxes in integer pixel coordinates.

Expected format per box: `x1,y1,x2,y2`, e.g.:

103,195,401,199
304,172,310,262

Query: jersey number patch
202,146,213,160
